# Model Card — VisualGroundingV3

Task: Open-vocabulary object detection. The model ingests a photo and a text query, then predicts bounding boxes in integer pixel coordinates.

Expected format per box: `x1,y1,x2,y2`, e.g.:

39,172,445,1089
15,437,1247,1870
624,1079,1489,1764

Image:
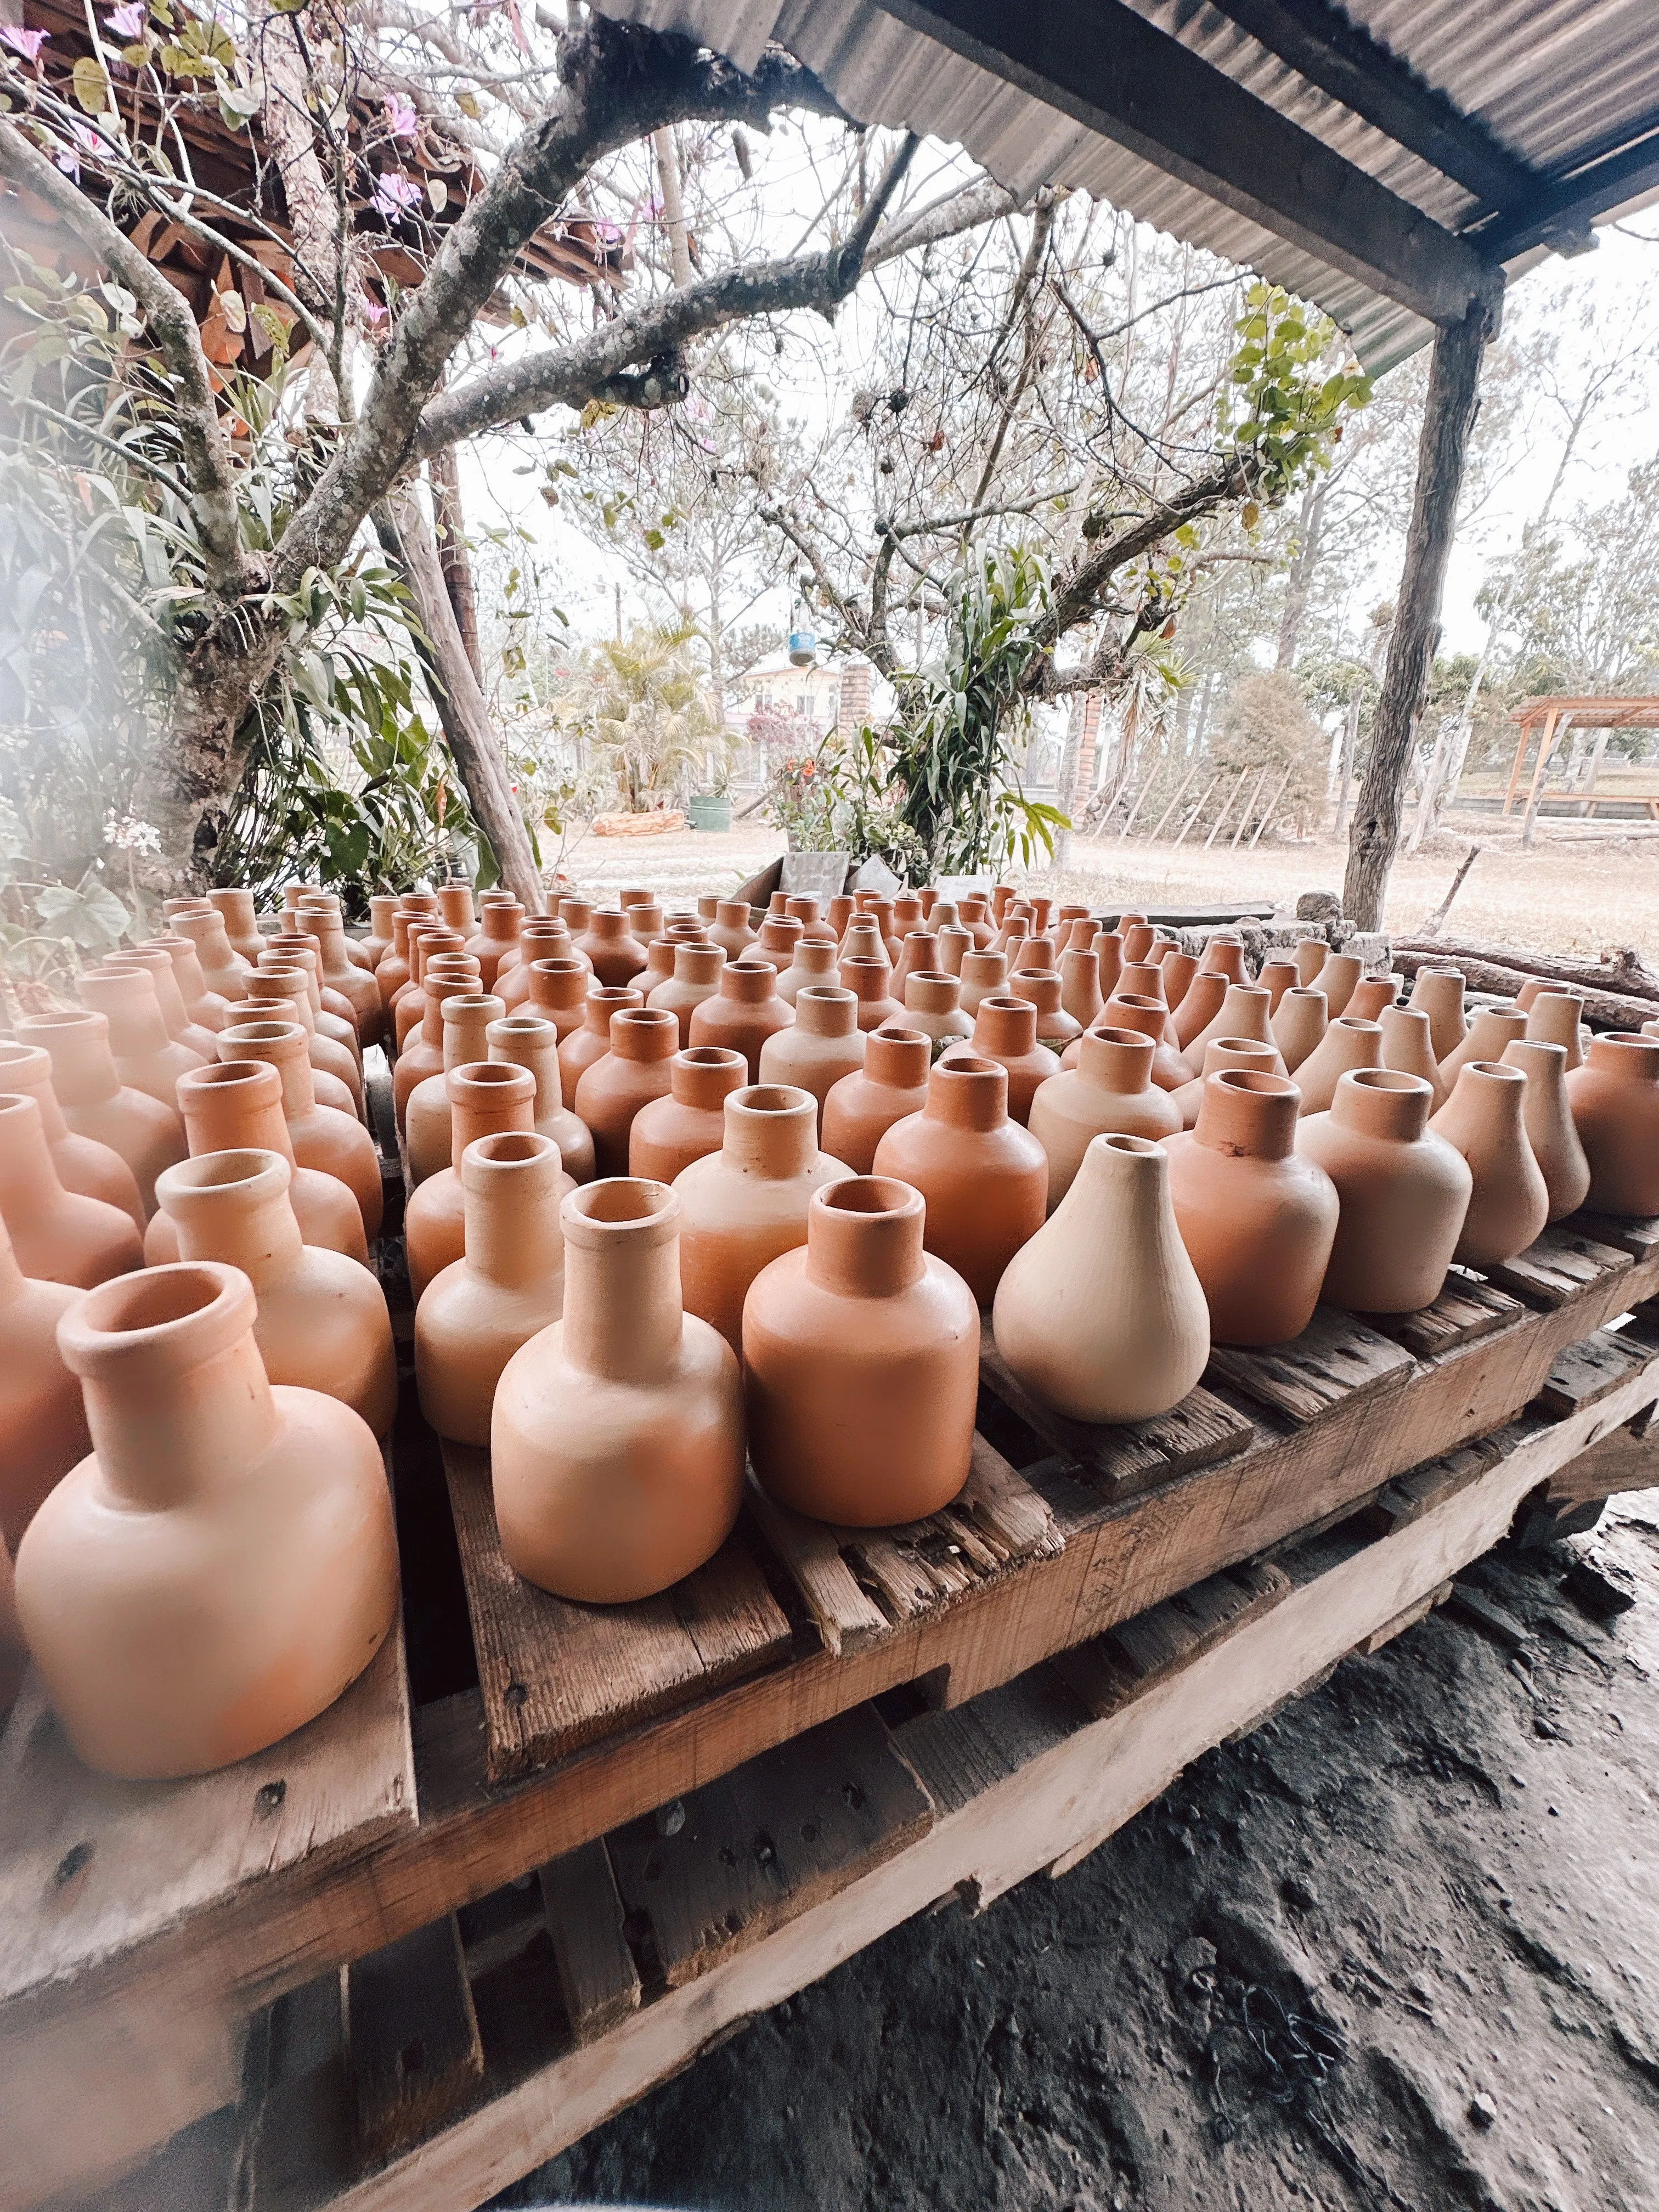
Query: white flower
104,813,162,854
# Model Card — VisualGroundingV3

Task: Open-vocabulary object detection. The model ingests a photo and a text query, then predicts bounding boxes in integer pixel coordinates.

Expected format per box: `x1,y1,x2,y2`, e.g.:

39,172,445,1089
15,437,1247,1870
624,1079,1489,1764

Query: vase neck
89,1333,278,1506
804,1178,925,1296
463,1135,565,1288
162,1153,305,1287
0,1044,69,1141
488,1018,563,1114
442,997,504,1073
0,1094,66,1210
562,1188,684,1379
723,1087,816,1176
180,1065,296,1163
1193,1070,1298,1159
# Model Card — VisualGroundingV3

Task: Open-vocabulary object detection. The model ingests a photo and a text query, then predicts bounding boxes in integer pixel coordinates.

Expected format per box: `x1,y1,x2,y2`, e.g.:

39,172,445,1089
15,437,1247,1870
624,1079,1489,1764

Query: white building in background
726,653,881,740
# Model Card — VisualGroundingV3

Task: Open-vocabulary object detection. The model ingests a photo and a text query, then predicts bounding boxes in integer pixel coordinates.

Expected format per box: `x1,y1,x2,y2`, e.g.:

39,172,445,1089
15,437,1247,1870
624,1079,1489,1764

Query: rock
1562,1556,1638,1620
1296,890,1342,921
1468,2092,1498,2130
1280,1873,1319,1911
1172,1936,1217,1982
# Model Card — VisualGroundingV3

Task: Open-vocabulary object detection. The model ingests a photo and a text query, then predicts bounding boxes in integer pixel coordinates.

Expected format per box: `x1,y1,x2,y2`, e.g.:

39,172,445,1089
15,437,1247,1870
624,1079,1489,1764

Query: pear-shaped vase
1429,1062,1550,1265
1379,1004,1448,1110
1291,1015,1383,1115
1499,1039,1590,1223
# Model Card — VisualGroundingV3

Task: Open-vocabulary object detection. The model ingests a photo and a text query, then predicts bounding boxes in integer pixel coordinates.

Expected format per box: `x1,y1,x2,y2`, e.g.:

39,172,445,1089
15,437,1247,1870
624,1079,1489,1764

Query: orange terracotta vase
243,967,364,1114
0,1040,145,1233
171,907,252,1003
1524,991,1584,1073
558,985,643,1098
573,1006,681,1177
872,1054,1047,1302
1028,1027,1180,1208
0,1205,90,1548
1428,1061,1549,1266
708,900,757,964
821,1024,932,1173
1408,967,1466,1063
1312,951,1362,1018
405,1061,540,1300
80,966,205,1110
957,950,1008,1018
1081,994,1190,1091
838,955,905,1034
1294,938,1328,988
1347,974,1400,1023
689,958,795,1076
14,1262,398,1779
1291,1015,1383,1115
1058,947,1104,1032
1183,983,1278,1070
464,899,526,991
153,930,231,1032
152,1061,369,1267
394,973,480,1130
295,899,383,1043
1009,970,1081,1053
759,984,866,1123
219,1019,383,1239
746,1178,980,1526
1499,1039,1590,1223
630,1046,748,1181
487,1013,595,1184
775,938,839,1008
950,996,1060,1124
527,958,594,1043
405,992,505,1186
492,1180,744,1602
1565,1034,1659,1218
649,943,727,1043
1170,1038,1280,1130
0,1091,143,1289
103,945,219,1062
496,920,575,1011
1297,1069,1472,1312
19,1009,185,1216
1170,969,1227,1054
1440,1007,1527,1088
576,908,650,989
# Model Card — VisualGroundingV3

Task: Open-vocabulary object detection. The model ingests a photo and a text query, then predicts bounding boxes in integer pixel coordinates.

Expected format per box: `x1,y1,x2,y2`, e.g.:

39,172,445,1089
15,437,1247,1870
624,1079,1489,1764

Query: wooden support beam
1482,112,1659,259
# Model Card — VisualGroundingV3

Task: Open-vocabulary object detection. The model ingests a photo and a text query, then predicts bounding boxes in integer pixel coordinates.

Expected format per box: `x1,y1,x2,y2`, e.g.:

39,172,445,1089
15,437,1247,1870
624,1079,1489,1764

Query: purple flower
360,297,387,326
384,92,418,141
0,25,50,59
372,170,421,221
106,3,145,37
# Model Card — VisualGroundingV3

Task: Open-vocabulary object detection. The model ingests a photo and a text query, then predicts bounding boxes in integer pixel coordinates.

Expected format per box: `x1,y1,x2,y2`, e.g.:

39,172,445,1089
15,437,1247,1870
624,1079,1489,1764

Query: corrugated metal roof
593,0,1659,374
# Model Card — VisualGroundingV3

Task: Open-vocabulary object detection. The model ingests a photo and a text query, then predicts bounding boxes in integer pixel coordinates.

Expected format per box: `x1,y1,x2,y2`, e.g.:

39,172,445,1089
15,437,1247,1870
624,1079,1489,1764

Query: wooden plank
1363,1440,1502,1533
1052,1559,1289,1722
606,1708,933,1989
1545,1405,1659,1508
346,1917,481,2163
1206,1306,1414,1422
742,1477,890,1658
1484,1224,1633,1311
1371,1273,1522,1358
980,1336,1252,1498
1534,1328,1656,1419
441,1442,794,1781
538,1841,640,2044
1577,1213,1659,1265
1355,1579,1452,1655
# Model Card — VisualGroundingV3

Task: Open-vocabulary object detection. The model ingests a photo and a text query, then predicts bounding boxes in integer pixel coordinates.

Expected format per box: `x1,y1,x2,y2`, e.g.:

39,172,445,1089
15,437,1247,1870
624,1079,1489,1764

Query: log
1395,936,1659,1006
1391,947,1654,1032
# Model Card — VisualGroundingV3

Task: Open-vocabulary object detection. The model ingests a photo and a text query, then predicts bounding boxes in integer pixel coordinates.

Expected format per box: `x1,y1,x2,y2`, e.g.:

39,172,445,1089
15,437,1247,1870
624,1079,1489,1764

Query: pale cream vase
1429,1060,1550,1267
1439,1006,1527,1087
1524,991,1585,1073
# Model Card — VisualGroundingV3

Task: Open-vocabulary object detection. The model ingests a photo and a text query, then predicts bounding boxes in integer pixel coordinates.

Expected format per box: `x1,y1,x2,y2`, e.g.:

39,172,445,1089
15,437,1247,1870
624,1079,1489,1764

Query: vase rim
58,1259,255,1380
157,1147,289,1202
562,1175,678,1251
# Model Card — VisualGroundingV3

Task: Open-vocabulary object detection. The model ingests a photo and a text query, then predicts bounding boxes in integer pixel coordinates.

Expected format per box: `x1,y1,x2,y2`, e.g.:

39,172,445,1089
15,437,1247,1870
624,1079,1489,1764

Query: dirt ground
559,810,1659,964
495,1492,1659,2212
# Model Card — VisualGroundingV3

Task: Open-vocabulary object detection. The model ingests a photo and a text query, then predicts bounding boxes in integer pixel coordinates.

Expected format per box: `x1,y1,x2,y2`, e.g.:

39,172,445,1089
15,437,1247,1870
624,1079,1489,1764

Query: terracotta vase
952,996,1060,1124
1440,1006,1527,1087
1009,970,1081,1052
0,1091,143,1290
14,1261,398,1780
773,938,837,1008
405,993,505,1185
405,1060,539,1300
527,958,593,1045
416,1131,566,1447
1525,991,1585,1073
558,896,594,946
362,895,399,979
1199,936,1248,987
994,1132,1209,1423
759,984,866,1122
1499,1039,1590,1223
219,1019,382,1238
155,1060,369,1267
498,921,575,1011
758,917,805,977
1428,1062,1550,1265
0,1040,145,1233
1257,960,1298,1014
708,900,757,964
867,898,902,964
935,924,974,979
244,967,364,1114
393,926,468,1035
206,888,265,965
558,985,644,1097
19,1010,185,1216
492,1180,744,1602
1087,994,1190,1091
1163,1071,1338,1346
957,949,1008,1018
1094,932,1126,1003
574,1006,680,1177
487,1013,595,1184
296,901,383,1043
154,932,230,1032
439,882,479,933
1379,1004,1448,1111
394,973,476,1128
374,908,417,1012
80,967,205,1110
674,1085,854,1352
1347,974,1400,1023
1408,967,1466,1063
746,1178,980,1526
1565,1034,1659,1217
1121,923,1157,966
1184,982,1278,1069
689,958,795,1076
262,944,363,1062
1029,1026,1180,1209
460,898,524,992
630,1046,748,1181
1294,938,1328,988
1116,959,1169,1010
1297,1070,1472,1312
1171,970,1228,1054
1059,948,1104,1032
892,930,941,1000
826,894,854,941
1170,1038,1280,1130
396,951,478,1052
957,894,993,950
821,1024,932,1174
157,1149,396,1436
872,1053,1047,1302
0,1205,90,1549
650,943,727,1043
786,895,833,941
577,908,650,990
895,972,969,1055
1291,1014,1384,1115
172,909,252,1003
840,916,891,973
1312,952,1362,1018
104,947,219,1063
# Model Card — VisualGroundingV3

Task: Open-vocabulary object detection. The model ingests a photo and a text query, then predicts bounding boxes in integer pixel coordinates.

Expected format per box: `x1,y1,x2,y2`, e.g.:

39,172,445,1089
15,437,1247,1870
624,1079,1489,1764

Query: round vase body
1297,1070,1472,1312
821,1027,932,1173
1440,1007,1527,1088
0,1208,89,1548
630,1048,748,1181
1565,1034,1659,1218
1429,1062,1550,1266
759,986,866,1123
872,1055,1047,1303
1028,1028,1180,1209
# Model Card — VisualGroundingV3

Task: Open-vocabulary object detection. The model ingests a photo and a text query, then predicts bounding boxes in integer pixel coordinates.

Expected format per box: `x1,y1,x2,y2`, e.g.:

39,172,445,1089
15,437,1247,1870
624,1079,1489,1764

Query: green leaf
71,57,111,115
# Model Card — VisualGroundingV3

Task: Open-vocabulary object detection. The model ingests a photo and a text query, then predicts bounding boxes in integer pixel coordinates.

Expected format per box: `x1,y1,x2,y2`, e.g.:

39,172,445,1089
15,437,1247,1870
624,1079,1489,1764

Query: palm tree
556,625,729,812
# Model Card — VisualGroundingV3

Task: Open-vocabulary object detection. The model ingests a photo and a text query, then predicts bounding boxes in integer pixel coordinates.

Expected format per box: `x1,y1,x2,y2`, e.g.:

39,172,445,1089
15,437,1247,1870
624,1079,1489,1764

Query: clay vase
263,943,363,1062
464,899,525,991
405,993,506,1185
1029,1027,1181,1209
0,1041,144,1234
1292,1015,1384,1115
297,901,383,1043
759,985,866,1122
396,950,478,1052
994,1133,1209,1423
935,924,974,979
244,968,364,1115
172,908,252,1003
1059,948,1104,1032
559,985,644,1097
826,894,855,941
574,1007,680,1177
578,909,650,990
1010,970,1081,1052
20,1010,185,1216
958,894,994,950
786,895,833,941
630,1047,748,1181
1163,1071,1339,1346
374,907,417,1011
1169,970,1225,1056
689,958,795,1077
0,1091,143,1289
892,930,941,999
821,1025,933,1175
1116,959,1170,1011
526,958,593,1046
833,955,901,1035
362,895,399,979
1294,938,1328,988
840,917,891,973
206,887,265,964
558,896,594,947
1378,1004,1447,1111
104,946,219,1063
757,918,805,979
1565,1034,1659,1217
898,972,971,1055
395,973,478,1129
771,938,835,1009
1297,1070,1472,1312
157,1149,396,1436
1094,933,1126,1003
1270,986,1328,1078
14,1261,398,1780
154,932,230,1032
80,967,205,1110
1199,936,1248,987
952,951,1008,1022
439,882,479,933
650,943,727,1043
1087,994,1190,1091
487,1013,595,1184
746,1178,980,1526
1525,991,1585,1073
1257,960,1298,1014
416,1131,566,1447
154,1062,368,1267
674,1085,854,1352
492,1180,744,1602
1408,967,1466,1064
872,1054,1047,1303
891,893,924,942
0,1206,90,1548
1312,952,1362,1018
1499,1039,1590,1224
405,1060,538,1300
952,996,1060,1124
1440,1007,1527,1087
219,1020,382,1239
1428,1062,1550,1265
696,899,749,966
497,921,575,1011
1184,983,1278,1069
1347,974,1400,1023
866,898,901,964
1121,922,1157,966
1170,1039,1281,1131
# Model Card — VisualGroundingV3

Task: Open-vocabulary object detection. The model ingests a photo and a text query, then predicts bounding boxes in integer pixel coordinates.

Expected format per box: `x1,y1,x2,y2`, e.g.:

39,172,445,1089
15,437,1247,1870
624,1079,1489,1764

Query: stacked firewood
1392,938,1659,1032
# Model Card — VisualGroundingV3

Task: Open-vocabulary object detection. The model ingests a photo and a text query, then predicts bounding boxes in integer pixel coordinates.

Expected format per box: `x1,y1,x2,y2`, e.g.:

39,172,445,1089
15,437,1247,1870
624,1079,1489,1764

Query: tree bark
1274,478,1327,673
1342,286,1501,929
380,490,545,914
1391,947,1651,1032
1395,935,1659,1005
427,449,482,680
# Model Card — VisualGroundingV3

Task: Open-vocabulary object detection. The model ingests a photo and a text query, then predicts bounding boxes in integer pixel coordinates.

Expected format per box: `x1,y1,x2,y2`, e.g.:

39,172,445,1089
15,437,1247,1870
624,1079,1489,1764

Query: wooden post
1521,708,1568,849
1201,771,1246,851
1343,282,1502,930
1144,759,1199,845
1230,765,1269,847
1502,712,1534,816
1171,777,1218,849
1249,762,1295,850
427,449,482,683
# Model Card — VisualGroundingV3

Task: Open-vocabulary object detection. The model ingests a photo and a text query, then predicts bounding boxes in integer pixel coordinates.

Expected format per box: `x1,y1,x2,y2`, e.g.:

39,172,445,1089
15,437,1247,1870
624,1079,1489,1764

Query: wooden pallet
103,1354,1659,2212
4,1210,1659,2208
